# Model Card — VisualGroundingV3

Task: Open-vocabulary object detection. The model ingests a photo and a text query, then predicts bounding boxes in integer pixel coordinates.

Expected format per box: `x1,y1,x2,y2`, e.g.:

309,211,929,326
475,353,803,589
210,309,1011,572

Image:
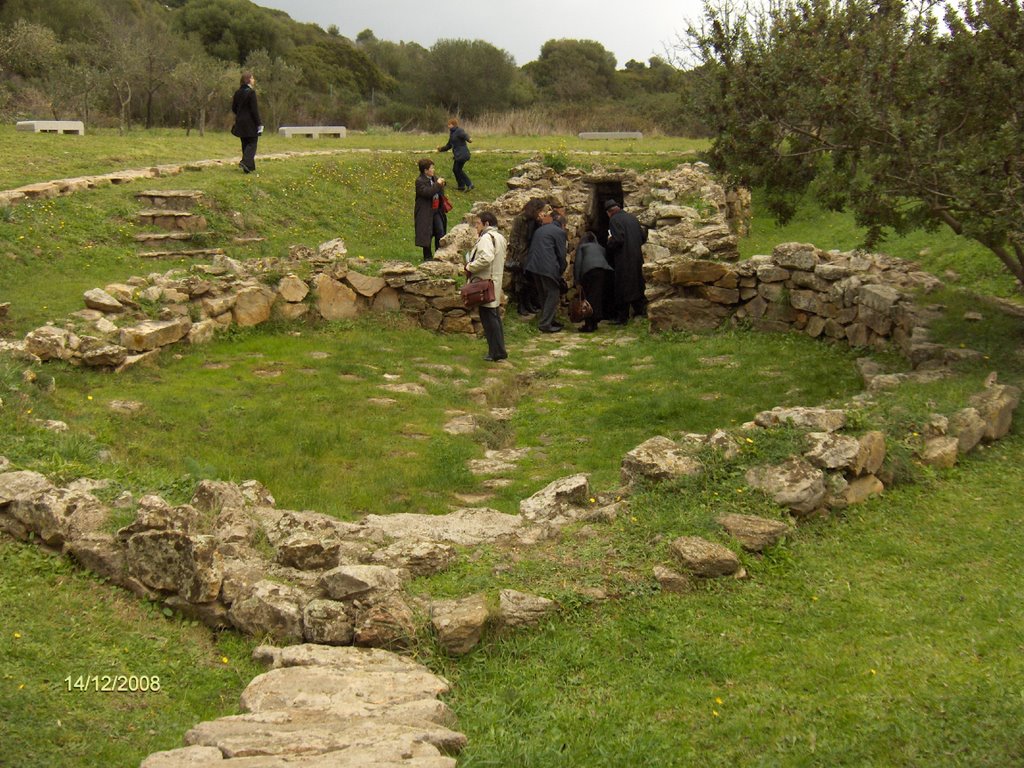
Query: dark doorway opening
587,181,625,247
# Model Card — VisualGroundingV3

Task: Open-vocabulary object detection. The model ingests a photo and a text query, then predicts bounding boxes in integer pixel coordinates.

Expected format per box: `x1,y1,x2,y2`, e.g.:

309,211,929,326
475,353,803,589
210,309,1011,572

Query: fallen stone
669,536,740,577
716,513,792,552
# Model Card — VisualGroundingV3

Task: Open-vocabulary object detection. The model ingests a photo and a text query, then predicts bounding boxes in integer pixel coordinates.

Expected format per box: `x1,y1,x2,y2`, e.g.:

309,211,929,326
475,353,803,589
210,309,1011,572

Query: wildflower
588,497,596,504
87,395,93,401
712,710,719,717
715,697,723,705
811,595,818,601
13,632,21,639
745,437,754,444
870,669,877,676
221,656,229,664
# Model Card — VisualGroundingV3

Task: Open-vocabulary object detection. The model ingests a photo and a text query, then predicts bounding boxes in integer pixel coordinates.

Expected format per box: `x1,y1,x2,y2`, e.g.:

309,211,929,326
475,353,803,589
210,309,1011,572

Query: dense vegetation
0,0,694,135
686,0,1024,288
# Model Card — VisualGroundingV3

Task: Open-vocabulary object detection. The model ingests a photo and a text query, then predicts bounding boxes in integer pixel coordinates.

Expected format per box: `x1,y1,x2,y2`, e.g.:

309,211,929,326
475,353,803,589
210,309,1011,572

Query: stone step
133,231,195,247
139,247,225,259
137,209,207,232
135,189,204,211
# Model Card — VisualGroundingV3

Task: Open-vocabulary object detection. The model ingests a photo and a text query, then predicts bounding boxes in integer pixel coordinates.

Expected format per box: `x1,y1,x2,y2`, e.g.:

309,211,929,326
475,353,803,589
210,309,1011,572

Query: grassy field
1,128,1022,767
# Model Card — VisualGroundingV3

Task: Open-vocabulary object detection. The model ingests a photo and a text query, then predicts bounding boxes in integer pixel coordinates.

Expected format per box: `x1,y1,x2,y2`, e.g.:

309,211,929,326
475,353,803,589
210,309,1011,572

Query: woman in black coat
413,158,447,261
231,72,262,174
437,118,473,192
573,231,613,332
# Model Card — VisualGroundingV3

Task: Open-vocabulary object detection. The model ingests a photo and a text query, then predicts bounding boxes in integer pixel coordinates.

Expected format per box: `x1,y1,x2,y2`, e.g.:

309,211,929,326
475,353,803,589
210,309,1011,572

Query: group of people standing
412,124,649,361
506,195,648,333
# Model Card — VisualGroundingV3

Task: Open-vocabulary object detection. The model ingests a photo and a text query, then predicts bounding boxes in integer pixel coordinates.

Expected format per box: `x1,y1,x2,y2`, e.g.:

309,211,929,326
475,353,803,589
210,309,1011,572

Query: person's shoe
456,187,467,192
551,322,564,330
465,184,475,191
539,325,562,333
606,318,628,326
239,162,250,173
484,354,508,362
578,325,596,333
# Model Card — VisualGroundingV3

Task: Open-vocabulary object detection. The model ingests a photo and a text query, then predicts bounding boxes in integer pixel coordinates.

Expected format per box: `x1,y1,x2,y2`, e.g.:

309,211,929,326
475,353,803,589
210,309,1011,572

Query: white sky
256,0,703,67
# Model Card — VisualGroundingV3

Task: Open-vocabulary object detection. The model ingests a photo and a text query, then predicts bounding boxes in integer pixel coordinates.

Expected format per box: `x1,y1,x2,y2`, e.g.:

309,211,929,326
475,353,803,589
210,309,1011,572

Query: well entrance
586,180,625,246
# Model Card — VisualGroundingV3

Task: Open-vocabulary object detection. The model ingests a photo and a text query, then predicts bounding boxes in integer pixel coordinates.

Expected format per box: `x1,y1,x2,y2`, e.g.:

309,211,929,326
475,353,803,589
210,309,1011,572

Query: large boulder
518,473,591,523
621,436,703,485
968,382,1021,441
228,580,307,643
745,458,828,515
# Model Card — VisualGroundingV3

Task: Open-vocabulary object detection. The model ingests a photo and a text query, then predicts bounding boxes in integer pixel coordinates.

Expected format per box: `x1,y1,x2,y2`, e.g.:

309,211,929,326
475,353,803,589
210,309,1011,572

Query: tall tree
425,39,520,116
525,39,618,102
685,0,1024,287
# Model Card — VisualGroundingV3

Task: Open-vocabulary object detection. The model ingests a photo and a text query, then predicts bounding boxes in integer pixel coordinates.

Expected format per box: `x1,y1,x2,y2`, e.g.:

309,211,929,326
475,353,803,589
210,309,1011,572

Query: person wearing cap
437,117,474,192
604,198,648,324
524,204,568,333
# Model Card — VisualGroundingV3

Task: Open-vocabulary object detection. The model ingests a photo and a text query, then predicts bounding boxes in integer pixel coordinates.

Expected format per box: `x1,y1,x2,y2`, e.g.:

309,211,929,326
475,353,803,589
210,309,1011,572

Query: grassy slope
1,129,1022,767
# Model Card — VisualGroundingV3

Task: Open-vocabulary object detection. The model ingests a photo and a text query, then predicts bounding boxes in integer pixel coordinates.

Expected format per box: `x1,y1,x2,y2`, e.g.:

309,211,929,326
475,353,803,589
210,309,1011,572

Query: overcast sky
256,0,703,67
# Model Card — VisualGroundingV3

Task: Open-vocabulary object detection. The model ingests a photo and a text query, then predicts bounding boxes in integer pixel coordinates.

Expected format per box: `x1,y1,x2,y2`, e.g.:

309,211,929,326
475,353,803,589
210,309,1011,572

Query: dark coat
524,222,567,281
231,85,262,139
607,209,648,303
506,213,537,269
573,241,613,285
439,126,471,161
414,173,445,247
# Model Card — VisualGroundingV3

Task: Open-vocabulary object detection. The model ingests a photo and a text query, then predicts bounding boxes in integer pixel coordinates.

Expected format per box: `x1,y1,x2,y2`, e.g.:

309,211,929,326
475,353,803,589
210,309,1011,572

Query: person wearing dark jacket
524,205,568,333
572,231,614,332
413,158,447,261
605,199,648,324
231,72,262,174
506,197,546,316
437,118,474,192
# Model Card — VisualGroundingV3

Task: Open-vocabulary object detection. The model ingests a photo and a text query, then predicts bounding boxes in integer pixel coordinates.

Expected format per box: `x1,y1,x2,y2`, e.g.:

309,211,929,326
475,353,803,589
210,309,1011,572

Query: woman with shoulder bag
414,158,447,261
572,231,613,332
464,211,508,362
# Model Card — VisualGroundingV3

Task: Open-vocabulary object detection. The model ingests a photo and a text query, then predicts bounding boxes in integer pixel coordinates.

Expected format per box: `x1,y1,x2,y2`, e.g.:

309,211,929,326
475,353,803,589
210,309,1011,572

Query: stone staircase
134,189,225,259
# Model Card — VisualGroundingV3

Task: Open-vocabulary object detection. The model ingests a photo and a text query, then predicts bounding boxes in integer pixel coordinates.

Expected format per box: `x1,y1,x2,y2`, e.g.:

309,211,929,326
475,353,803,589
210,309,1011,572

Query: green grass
436,432,1024,768
1,128,1023,767
0,538,262,768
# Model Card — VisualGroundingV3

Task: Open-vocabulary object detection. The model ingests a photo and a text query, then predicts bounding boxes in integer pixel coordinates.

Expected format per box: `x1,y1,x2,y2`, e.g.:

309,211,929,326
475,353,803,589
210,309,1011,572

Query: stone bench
278,125,347,139
16,120,85,135
578,131,643,140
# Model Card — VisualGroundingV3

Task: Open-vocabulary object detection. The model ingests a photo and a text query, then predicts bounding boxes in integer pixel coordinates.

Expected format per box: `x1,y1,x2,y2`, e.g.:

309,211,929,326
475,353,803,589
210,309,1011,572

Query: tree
0,19,63,77
425,39,520,116
170,53,233,135
685,0,1024,287
524,39,618,102
242,49,301,129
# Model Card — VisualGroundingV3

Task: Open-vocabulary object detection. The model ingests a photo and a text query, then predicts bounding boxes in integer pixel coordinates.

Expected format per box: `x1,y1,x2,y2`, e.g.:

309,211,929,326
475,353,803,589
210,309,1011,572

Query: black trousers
478,305,506,359
579,269,608,330
240,136,259,172
452,159,472,189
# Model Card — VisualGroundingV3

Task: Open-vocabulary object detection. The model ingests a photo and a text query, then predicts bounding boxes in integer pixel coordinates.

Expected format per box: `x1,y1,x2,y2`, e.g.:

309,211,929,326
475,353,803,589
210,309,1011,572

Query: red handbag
441,194,453,213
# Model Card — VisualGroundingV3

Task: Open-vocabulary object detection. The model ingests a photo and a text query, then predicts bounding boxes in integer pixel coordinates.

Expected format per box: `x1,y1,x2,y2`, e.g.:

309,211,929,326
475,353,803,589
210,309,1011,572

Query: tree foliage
686,0,1024,286
0,0,695,135
524,39,618,102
